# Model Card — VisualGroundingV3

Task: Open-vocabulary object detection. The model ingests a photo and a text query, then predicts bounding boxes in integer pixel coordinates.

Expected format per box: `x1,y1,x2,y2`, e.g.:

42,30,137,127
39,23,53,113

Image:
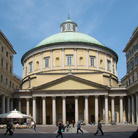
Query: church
1,17,137,125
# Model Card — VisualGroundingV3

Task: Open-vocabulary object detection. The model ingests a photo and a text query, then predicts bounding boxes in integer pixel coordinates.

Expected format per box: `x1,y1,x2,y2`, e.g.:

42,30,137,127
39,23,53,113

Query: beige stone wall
22,47,118,89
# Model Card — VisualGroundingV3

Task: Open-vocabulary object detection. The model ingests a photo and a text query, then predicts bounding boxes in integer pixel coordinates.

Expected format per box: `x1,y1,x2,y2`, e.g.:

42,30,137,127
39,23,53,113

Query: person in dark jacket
77,121,83,133
56,123,63,138
4,120,13,135
129,128,138,138
94,120,104,136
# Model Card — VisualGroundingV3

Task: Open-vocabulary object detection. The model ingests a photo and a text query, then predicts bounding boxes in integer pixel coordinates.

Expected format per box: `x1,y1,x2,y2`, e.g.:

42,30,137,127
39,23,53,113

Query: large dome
36,32,104,47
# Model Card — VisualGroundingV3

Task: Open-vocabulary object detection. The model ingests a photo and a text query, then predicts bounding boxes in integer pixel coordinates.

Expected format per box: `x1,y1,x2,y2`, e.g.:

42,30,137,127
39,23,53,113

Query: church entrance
66,97,75,124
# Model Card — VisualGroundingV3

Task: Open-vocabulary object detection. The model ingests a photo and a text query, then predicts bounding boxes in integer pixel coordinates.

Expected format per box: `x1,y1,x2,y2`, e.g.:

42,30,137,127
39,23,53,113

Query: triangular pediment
33,75,109,91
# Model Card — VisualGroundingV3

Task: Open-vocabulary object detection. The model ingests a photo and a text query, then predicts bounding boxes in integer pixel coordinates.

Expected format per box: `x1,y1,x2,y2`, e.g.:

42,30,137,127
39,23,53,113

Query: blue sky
0,0,138,81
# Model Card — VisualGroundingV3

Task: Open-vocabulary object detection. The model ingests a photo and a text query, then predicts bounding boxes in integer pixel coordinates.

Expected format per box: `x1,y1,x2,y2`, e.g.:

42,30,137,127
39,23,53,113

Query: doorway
66,97,75,124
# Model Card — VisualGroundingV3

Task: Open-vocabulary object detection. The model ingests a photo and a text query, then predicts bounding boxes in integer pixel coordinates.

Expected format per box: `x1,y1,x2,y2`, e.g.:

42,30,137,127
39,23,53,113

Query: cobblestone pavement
0,124,137,138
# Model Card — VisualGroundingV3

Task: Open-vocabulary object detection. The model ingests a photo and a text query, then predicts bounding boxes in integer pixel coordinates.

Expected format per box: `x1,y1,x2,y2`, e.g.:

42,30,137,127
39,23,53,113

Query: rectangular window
67,56,72,66
6,63,8,70
73,25,75,31
90,56,95,67
6,78,8,85
1,46,4,52
62,25,65,32
67,23,70,30
107,60,111,70
10,81,11,87
1,75,3,82
10,56,12,61
6,51,8,57
29,62,33,72
132,76,134,82
10,66,12,73
12,83,14,89
45,57,49,68
1,58,3,66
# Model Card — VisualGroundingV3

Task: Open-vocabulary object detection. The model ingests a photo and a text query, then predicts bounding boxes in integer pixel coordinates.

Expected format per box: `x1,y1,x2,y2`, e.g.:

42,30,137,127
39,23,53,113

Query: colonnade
0,94,138,125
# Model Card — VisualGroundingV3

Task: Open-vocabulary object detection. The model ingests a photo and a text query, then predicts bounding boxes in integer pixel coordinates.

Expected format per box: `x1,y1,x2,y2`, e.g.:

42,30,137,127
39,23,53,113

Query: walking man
77,121,83,133
4,120,13,135
56,123,63,138
94,120,104,136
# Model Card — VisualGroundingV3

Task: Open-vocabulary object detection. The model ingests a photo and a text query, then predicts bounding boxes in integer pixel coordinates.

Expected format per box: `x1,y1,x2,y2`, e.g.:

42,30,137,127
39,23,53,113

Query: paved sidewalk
0,124,137,138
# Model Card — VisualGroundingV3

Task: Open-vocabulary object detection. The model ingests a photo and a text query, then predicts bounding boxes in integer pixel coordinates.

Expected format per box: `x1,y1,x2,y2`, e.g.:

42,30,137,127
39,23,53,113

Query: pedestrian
56,123,63,138
4,120,13,135
129,128,138,138
66,121,69,132
94,120,104,136
77,121,83,133
72,120,75,128
33,121,36,132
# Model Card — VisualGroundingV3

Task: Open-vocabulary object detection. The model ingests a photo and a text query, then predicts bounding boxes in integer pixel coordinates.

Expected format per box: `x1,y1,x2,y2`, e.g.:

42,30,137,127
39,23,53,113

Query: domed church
13,17,128,125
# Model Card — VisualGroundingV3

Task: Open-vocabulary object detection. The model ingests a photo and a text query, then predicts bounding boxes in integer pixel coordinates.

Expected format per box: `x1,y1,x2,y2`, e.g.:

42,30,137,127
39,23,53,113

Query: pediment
33,75,109,91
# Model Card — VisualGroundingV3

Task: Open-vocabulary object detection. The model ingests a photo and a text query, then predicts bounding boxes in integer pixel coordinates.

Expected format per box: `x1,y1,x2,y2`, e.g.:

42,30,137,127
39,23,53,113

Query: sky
0,0,138,82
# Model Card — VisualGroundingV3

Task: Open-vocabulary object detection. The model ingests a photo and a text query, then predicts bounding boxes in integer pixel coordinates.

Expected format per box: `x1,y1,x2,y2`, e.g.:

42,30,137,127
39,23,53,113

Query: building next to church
0,17,137,125
0,30,20,116
121,26,138,125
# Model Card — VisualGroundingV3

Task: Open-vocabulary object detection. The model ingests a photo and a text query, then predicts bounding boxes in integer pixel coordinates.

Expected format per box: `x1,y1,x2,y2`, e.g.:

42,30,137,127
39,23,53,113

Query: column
42,97,46,125
10,98,13,111
111,96,115,123
62,48,65,69
52,96,56,125
7,97,10,113
85,96,89,124
119,96,123,123
131,95,135,124
26,98,30,115
86,49,88,69
75,96,79,124
102,98,105,122
18,98,21,123
95,95,99,124
33,97,36,122
62,96,66,125
51,50,53,70
18,98,21,112
128,96,131,123
105,95,108,124
136,93,138,125
2,95,5,113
